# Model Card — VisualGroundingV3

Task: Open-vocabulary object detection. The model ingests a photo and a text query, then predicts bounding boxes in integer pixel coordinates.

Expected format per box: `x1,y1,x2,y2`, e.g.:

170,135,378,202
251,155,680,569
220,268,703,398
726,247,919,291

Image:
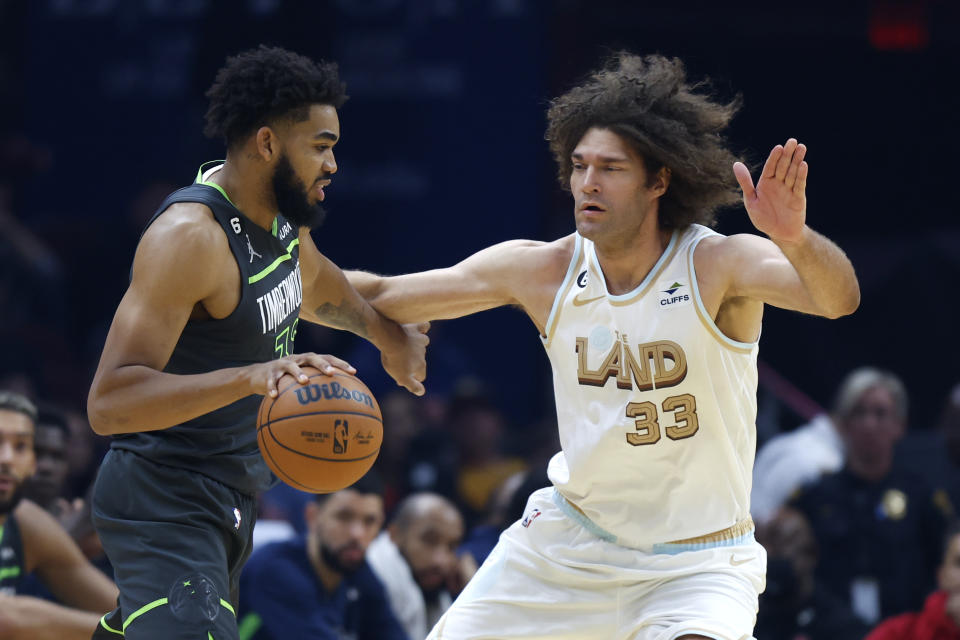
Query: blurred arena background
1,0,958,448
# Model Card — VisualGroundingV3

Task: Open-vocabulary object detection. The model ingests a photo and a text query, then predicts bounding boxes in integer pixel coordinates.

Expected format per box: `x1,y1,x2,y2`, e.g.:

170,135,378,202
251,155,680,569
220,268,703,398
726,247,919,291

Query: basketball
257,367,383,493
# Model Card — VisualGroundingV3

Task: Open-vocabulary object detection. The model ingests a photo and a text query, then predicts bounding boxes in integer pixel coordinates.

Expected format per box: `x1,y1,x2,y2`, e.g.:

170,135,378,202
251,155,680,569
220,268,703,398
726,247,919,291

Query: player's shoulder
12,498,55,535
142,201,224,250
134,202,229,278
694,231,778,264
506,233,577,270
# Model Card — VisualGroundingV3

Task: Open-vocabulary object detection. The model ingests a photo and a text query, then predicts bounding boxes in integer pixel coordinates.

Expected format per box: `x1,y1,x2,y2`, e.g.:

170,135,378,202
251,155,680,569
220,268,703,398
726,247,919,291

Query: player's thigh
92,450,244,639
626,564,763,640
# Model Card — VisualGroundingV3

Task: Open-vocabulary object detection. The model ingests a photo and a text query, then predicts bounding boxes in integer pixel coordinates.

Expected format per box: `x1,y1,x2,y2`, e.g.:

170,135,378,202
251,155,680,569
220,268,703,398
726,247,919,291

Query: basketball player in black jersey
0,391,118,639
86,47,429,640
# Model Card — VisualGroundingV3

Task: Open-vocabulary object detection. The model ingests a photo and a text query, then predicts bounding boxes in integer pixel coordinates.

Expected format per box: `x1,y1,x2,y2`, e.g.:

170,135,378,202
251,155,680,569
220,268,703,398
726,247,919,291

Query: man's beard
0,485,25,517
272,154,326,229
318,540,364,576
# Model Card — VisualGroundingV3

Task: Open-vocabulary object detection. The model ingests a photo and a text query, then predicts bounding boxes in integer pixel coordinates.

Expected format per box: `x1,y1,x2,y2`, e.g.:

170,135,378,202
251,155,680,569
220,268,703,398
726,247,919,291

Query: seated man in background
237,471,407,640
754,507,869,640
792,369,951,623
367,493,472,639
866,521,960,640
0,391,118,640
751,368,875,525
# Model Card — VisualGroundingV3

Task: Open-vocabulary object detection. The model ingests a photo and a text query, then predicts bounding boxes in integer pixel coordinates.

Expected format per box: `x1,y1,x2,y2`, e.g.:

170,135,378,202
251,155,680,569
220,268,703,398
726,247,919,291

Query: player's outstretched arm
297,229,429,396
346,239,562,328
0,595,105,640
17,500,118,614
88,206,353,434
725,138,860,318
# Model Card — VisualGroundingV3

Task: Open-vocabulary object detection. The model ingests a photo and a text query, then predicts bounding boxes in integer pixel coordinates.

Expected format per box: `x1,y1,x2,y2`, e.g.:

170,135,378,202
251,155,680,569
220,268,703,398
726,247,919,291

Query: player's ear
651,167,671,197
255,126,279,162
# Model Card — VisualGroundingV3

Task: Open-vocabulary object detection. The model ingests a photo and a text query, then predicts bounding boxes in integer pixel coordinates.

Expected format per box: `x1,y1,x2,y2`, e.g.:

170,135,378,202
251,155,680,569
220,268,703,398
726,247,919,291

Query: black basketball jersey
0,514,24,595
111,162,302,494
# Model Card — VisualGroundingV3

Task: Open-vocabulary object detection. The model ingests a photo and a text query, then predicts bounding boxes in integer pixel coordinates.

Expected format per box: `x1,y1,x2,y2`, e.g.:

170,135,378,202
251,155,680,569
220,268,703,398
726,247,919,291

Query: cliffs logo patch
576,270,588,288
658,280,691,308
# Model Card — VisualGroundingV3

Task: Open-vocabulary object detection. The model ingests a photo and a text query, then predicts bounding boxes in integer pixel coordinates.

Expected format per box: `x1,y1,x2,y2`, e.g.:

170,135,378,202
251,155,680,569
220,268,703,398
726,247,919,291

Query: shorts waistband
552,489,755,553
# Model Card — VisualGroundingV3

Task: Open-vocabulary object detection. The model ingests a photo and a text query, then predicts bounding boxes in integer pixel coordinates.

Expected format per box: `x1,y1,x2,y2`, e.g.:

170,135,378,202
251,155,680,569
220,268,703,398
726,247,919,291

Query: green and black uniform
0,513,25,595
92,163,302,640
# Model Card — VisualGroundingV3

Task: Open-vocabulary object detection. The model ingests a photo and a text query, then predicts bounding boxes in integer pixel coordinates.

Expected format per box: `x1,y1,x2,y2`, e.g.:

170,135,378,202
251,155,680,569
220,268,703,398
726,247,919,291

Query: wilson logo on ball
295,382,374,408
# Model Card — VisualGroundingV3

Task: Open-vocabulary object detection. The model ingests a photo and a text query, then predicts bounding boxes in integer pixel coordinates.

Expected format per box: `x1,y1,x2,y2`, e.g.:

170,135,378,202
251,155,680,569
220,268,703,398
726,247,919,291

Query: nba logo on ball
257,368,383,494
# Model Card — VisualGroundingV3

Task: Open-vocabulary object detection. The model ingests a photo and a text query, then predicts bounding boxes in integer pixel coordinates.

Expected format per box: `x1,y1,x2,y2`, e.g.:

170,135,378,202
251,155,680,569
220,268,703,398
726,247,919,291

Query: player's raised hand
733,138,808,244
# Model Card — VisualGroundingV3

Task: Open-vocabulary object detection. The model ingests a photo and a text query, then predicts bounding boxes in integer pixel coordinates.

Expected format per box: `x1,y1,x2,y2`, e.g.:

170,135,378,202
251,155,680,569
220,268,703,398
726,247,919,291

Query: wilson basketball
257,367,382,493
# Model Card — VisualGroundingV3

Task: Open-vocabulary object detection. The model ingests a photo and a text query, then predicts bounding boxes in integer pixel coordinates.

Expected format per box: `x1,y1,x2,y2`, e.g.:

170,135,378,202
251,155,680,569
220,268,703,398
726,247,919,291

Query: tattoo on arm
313,301,371,339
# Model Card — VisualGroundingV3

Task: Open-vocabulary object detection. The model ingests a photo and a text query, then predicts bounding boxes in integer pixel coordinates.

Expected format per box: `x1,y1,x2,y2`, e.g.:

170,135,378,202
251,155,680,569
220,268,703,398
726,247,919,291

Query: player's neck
594,225,673,296
307,540,344,594
209,156,276,231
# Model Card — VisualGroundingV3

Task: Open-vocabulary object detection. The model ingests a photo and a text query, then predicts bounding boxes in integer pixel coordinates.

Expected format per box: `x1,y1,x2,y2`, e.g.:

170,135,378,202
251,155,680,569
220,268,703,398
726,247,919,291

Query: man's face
23,423,68,507
271,104,340,229
0,409,35,516
392,506,464,597
569,127,664,247
838,386,904,464
308,489,383,575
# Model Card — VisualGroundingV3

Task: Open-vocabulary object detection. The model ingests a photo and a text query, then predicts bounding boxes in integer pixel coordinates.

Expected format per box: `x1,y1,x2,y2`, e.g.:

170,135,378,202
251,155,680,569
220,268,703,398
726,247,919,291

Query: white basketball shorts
428,487,766,640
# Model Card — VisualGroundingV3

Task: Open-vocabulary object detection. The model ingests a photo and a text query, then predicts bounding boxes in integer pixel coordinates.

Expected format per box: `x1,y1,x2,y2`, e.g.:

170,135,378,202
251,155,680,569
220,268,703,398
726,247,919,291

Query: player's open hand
380,322,430,396
247,353,357,398
733,138,808,244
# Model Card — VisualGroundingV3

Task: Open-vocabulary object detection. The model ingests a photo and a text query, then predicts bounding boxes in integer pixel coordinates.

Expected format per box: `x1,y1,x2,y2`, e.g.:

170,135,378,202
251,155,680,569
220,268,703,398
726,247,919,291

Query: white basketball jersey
542,224,758,548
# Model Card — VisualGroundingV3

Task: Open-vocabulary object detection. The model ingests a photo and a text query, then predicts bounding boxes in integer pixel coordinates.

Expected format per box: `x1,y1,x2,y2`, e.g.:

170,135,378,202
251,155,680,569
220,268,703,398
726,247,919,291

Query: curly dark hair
204,45,348,148
546,52,743,230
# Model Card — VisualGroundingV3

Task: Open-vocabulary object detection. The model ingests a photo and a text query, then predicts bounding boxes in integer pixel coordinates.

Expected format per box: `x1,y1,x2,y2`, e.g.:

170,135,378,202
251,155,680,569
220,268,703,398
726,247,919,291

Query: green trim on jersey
219,598,236,615
271,217,278,237
121,595,236,632
99,615,124,636
194,160,238,208
0,566,20,581
247,238,300,284
238,612,262,640
123,597,168,631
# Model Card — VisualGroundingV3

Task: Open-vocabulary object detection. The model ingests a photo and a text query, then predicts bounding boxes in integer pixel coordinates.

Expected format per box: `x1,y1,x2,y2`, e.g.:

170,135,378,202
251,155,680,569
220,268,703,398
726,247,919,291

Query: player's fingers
732,162,756,199
784,143,807,189
320,355,356,375
405,378,426,396
793,161,809,194
280,359,309,385
418,322,431,334
775,138,797,181
760,145,782,179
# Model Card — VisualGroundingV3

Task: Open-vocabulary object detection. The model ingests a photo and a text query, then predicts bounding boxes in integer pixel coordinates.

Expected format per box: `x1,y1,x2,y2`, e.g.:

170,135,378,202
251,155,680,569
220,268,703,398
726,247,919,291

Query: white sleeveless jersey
541,224,758,548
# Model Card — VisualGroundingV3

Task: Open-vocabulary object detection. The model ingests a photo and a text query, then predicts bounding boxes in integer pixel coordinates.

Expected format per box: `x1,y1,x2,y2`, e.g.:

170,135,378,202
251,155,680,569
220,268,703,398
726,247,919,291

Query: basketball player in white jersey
348,53,860,640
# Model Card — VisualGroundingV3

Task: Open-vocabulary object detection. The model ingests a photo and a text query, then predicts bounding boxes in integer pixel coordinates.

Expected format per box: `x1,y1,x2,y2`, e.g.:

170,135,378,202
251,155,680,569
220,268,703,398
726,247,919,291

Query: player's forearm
345,270,502,324
774,226,860,319
87,364,256,435
0,596,103,640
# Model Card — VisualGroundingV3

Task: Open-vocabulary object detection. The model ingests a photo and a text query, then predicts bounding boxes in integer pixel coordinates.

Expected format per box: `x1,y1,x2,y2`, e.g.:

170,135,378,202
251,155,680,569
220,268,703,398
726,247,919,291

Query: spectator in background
367,493,472,639
865,521,960,640
793,369,951,624
21,406,71,517
752,367,895,525
459,463,551,567
237,472,407,640
0,391,118,640
448,390,526,526
754,507,869,640
897,382,960,517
